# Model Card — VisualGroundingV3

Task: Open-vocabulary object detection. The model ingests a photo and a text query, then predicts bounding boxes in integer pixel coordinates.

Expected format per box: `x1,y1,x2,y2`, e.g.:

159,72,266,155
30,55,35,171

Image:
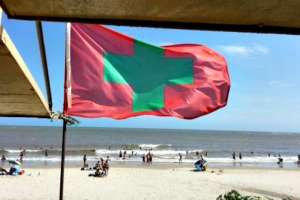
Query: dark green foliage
216,190,268,200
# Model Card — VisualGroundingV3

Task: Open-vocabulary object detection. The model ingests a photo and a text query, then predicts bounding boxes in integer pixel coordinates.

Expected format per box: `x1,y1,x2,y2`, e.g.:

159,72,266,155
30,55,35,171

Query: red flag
64,23,230,119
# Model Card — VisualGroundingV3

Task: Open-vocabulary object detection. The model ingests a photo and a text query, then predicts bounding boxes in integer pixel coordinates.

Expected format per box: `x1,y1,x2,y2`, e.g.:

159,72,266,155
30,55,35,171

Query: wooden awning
1,0,300,34
0,26,50,118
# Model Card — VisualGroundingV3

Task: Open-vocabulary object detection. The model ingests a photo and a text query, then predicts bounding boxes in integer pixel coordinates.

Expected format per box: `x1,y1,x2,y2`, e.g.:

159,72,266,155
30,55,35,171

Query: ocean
0,126,300,168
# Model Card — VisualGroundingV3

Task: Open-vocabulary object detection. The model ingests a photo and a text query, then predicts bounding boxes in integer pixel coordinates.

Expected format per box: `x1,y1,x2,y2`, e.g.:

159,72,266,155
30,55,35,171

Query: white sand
0,167,299,200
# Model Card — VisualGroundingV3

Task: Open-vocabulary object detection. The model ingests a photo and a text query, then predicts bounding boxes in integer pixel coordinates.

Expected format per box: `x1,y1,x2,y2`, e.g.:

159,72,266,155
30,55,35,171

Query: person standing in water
45,149,48,157
296,154,300,165
19,150,24,162
178,153,182,164
277,155,284,167
239,152,242,160
232,152,236,160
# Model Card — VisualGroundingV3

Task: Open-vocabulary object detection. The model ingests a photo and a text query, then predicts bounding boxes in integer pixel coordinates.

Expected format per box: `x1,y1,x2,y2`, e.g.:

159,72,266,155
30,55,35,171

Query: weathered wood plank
0,26,50,117
1,0,300,34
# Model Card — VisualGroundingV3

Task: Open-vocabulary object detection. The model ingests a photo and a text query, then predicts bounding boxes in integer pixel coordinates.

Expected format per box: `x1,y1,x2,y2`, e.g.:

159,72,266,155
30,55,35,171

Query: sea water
0,126,300,168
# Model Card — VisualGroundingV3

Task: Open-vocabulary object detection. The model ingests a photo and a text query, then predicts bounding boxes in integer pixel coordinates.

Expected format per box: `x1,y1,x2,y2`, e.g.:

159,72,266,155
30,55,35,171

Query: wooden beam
0,26,51,118
1,0,300,34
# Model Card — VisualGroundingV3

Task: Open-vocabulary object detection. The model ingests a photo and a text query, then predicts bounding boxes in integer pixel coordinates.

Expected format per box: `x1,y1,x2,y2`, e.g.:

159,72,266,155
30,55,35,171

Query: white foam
3,156,297,164
138,144,172,149
95,149,188,156
5,149,42,153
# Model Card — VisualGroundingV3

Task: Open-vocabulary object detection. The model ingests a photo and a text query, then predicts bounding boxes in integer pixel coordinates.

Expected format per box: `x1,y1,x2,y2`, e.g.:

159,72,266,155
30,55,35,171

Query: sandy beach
1,166,299,200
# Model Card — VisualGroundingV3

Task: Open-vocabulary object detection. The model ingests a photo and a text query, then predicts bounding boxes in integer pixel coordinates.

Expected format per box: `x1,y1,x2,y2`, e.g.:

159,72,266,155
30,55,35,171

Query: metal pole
0,6,3,25
36,21,53,111
59,119,67,200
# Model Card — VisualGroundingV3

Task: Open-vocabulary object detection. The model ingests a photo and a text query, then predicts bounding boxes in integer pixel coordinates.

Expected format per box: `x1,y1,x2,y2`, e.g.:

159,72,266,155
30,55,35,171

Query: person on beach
146,152,152,165
119,150,122,158
19,150,24,162
178,153,182,164
296,155,300,165
0,163,24,176
277,155,283,167
239,152,242,160
93,161,100,170
142,154,145,163
103,158,110,176
106,156,110,162
146,153,149,164
45,149,48,157
232,152,236,160
1,155,5,162
83,154,87,167
204,151,208,157
149,153,153,165
194,155,207,171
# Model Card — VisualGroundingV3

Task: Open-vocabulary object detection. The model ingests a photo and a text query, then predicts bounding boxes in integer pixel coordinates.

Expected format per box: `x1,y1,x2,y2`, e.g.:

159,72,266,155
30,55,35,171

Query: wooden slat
1,0,300,34
0,25,50,118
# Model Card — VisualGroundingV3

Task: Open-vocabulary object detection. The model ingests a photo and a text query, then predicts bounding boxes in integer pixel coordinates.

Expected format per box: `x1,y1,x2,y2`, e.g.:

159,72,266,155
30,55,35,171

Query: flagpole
58,22,71,200
59,119,67,200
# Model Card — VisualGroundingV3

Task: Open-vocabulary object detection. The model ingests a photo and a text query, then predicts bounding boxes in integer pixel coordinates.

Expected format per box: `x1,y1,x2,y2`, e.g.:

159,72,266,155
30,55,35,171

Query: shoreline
17,163,300,171
3,160,299,170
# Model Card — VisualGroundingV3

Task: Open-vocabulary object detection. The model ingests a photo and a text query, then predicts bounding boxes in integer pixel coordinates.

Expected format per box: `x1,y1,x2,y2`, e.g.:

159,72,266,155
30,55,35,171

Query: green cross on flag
104,40,194,112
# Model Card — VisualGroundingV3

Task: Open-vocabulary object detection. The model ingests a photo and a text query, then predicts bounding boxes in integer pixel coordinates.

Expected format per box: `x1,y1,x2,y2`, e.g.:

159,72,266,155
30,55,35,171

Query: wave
138,144,172,150
1,144,174,154
95,149,204,157
2,149,43,153
1,148,96,154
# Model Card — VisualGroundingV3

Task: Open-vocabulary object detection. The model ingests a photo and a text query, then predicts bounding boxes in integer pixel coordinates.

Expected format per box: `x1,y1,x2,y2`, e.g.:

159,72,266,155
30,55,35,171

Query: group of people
0,160,24,176
118,150,138,160
0,164,24,176
82,154,110,177
232,152,243,160
142,152,153,165
194,155,207,171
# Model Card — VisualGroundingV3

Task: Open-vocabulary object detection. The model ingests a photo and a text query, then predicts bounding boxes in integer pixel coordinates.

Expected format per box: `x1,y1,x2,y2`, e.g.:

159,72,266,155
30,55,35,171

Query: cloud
218,44,269,56
156,42,176,46
253,44,269,54
268,80,295,88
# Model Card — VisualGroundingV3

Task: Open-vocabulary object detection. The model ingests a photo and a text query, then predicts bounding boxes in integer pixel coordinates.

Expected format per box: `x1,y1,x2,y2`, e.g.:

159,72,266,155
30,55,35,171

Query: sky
1,13,300,132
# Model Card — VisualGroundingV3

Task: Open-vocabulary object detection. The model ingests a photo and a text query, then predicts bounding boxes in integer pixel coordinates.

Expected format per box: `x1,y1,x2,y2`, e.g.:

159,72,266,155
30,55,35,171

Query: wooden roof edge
2,9,300,35
0,25,51,118
0,114,51,118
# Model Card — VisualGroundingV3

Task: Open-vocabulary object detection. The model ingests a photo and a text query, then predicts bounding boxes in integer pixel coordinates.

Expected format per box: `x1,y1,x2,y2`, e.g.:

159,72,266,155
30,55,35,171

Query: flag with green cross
64,23,230,119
